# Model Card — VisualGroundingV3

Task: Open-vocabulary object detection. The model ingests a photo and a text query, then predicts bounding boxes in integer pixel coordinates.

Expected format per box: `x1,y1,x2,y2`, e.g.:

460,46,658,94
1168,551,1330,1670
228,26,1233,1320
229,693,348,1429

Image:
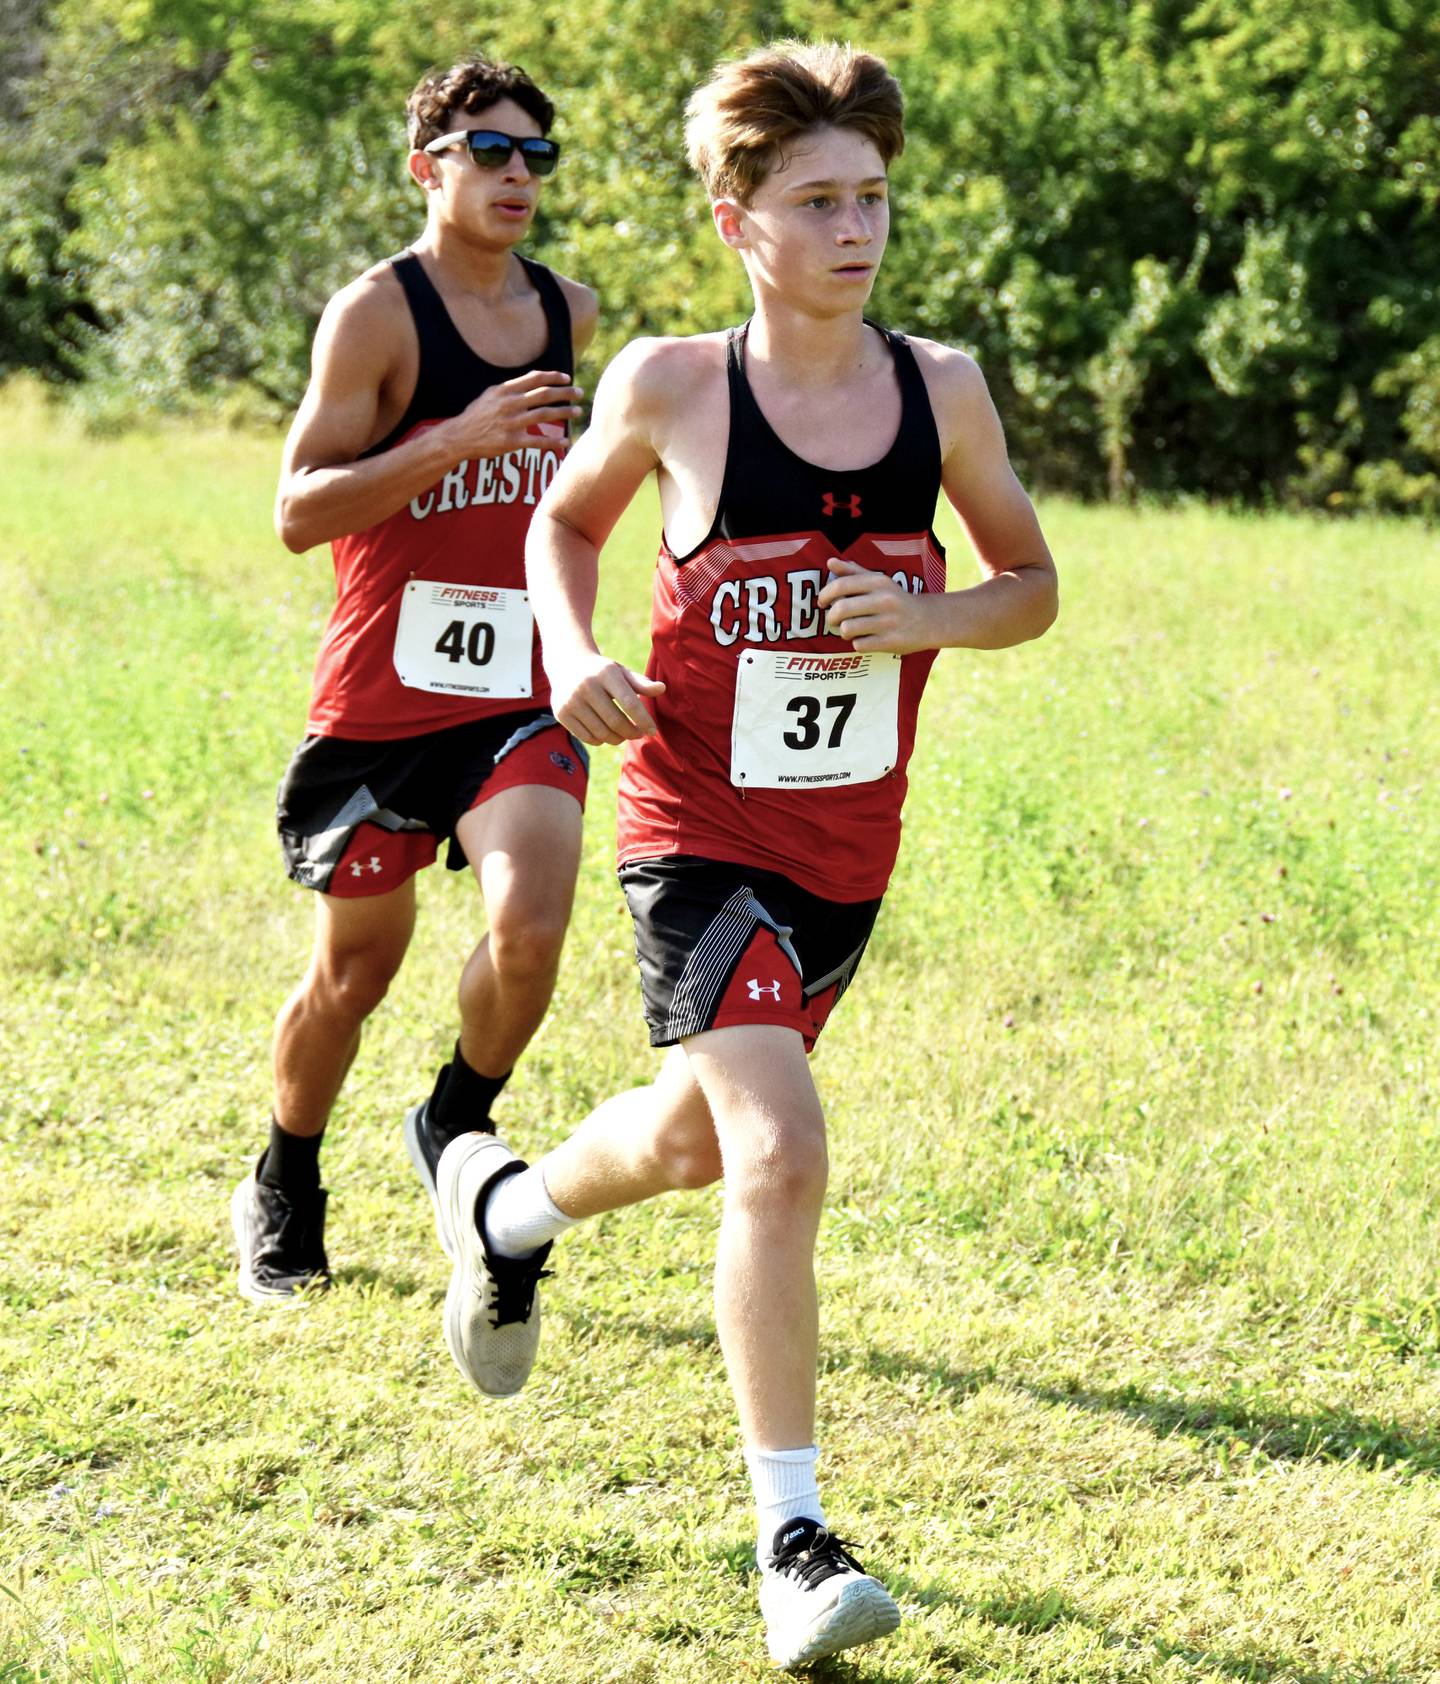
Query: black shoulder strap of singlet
874,323,924,400
717,321,752,502
672,325,747,560
724,317,756,415
880,325,943,479
658,325,746,563
516,256,574,374
389,250,455,363
357,254,439,456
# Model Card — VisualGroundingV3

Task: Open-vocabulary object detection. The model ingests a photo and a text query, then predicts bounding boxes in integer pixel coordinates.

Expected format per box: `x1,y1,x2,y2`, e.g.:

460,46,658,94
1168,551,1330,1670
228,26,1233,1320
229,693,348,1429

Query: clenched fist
441,370,583,461
545,647,666,745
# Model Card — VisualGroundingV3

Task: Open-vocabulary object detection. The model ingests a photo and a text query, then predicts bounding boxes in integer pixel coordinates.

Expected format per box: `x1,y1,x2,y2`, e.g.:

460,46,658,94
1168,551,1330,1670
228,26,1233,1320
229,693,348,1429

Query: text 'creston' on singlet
618,319,947,903
307,251,573,740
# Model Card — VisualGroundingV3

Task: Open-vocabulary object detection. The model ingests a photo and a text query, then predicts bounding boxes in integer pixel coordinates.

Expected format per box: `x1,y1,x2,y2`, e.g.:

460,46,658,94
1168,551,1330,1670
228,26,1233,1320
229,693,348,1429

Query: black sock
258,1117,323,1196
430,1042,510,1144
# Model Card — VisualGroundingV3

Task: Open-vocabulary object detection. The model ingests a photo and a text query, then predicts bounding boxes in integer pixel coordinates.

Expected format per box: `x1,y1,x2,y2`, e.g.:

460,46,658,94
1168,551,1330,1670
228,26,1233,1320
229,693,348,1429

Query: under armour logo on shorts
821,491,862,519
550,750,576,774
747,978,782,1001
351,855,383,877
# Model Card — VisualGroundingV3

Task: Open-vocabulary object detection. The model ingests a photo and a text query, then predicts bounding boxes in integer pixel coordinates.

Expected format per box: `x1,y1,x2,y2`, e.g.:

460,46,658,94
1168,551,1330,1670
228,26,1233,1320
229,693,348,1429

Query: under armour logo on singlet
821,491,862,519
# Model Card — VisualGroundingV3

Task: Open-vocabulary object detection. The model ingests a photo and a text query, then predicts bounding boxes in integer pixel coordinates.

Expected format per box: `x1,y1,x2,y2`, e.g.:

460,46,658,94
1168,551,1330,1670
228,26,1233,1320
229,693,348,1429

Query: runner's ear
712,196,748,251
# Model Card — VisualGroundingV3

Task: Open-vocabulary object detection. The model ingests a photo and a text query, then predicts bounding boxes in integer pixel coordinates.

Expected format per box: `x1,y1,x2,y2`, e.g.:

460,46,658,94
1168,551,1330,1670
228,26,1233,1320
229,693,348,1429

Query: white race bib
393,581,533,698
730,649,900,790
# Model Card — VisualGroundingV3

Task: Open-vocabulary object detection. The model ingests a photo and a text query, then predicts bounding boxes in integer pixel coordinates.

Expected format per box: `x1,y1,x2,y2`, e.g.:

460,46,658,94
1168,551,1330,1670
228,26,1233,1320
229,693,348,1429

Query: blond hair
685,41,904,205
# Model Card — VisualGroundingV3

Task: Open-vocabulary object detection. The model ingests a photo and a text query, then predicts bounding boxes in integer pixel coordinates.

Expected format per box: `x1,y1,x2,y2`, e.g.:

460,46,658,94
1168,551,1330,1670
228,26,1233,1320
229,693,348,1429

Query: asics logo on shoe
747,978,782,1001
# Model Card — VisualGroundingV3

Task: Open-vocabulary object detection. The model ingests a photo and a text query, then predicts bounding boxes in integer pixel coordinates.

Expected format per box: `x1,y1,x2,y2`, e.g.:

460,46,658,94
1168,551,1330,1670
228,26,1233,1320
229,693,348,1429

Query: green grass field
2,380,1438,1683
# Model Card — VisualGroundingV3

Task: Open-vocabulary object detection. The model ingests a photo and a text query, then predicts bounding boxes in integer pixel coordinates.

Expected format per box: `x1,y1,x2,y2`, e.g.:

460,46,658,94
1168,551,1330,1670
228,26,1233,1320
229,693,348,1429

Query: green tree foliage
2,0,1437,509
881,0,1440,508
0,0,83,377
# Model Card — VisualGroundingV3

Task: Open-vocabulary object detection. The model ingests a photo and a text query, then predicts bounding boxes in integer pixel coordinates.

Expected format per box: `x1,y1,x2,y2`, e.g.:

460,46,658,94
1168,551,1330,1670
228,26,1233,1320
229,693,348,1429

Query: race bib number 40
730,649,900,790
393,581,533,698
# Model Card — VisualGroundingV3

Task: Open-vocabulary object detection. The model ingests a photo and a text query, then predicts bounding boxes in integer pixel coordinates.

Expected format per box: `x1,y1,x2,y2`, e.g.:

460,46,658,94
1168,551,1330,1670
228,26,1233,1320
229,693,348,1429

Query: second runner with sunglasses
231,56,598,1303
423,127,562,175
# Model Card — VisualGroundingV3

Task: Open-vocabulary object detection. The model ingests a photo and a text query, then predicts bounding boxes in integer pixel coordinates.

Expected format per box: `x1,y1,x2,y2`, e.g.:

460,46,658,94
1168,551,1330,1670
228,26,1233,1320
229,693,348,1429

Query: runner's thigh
312,877,417,987
454,784,584,926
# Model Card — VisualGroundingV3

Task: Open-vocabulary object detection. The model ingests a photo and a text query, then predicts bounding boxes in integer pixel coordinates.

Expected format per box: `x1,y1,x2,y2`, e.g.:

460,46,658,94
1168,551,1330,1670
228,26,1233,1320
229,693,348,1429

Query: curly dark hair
406,56,556,150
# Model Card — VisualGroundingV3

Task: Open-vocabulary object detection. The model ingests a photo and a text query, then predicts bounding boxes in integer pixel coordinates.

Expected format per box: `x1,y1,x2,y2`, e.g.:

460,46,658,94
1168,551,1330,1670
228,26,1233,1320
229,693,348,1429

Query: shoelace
487,1257,553,1328
256,1190,326,1273
771,1528,867,1589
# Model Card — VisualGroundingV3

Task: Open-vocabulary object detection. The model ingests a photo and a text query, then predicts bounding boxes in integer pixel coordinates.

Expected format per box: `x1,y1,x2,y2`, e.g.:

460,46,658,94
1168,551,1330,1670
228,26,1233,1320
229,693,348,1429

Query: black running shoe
230,1162,330,1304
759,1518,901,1669
404,1065,496,1260
403,1097,451,1256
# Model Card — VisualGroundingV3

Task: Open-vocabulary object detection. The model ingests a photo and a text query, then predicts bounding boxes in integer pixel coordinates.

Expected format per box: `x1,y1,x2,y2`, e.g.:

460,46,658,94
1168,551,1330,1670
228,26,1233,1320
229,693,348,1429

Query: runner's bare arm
819,345,1058,654
274,275,583,552
527,340,674,745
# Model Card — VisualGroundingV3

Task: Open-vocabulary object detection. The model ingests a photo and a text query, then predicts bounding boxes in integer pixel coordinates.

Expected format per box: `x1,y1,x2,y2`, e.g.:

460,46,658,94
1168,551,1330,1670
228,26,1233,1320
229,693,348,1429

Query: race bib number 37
730,649,900,790
393,581,533,698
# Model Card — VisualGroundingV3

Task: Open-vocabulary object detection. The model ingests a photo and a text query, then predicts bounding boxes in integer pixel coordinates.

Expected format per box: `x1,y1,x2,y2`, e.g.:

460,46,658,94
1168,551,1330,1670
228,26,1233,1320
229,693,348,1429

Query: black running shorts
618,855,882,1051
277,709,588,897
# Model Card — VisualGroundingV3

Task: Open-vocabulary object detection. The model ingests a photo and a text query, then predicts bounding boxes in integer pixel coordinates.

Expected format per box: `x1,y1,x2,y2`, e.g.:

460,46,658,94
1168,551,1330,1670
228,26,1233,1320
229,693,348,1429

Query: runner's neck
411,228,530,306
744,301,882,393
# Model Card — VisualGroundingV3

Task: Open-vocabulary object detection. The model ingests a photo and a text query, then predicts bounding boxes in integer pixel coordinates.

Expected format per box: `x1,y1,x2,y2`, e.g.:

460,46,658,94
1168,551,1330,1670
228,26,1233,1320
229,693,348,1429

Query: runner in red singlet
231,56,598,1306
430,43,1056,1669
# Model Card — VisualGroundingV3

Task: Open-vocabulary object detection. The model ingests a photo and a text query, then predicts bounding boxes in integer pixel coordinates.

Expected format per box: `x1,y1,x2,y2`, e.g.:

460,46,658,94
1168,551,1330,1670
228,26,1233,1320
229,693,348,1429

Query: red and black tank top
307,251,573,740
617,320,947,903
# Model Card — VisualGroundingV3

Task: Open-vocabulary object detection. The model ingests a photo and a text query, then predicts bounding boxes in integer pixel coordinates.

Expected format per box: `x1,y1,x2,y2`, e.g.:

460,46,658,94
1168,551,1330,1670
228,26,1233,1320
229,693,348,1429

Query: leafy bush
2,0,1437,510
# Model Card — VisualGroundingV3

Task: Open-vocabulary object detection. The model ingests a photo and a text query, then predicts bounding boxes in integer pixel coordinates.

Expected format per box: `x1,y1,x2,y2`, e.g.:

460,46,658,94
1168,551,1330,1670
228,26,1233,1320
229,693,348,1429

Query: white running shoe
438,1132,552,1399
758,1518,901,1670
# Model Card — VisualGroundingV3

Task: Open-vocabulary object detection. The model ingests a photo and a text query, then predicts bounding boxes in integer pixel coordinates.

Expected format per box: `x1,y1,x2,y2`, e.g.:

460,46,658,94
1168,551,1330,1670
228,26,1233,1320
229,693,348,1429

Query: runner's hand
443,370,583,460
819,558,932,654
547,649,665,744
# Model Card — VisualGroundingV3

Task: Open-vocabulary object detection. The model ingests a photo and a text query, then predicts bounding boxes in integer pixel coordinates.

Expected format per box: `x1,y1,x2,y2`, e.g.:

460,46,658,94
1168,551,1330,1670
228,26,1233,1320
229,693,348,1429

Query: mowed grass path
2,385,1438,1682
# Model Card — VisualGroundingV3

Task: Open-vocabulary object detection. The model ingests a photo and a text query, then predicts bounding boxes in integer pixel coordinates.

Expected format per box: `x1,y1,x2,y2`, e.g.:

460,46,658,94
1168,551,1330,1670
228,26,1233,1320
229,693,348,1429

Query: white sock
745,1444,825,1563
482,1163,577,1260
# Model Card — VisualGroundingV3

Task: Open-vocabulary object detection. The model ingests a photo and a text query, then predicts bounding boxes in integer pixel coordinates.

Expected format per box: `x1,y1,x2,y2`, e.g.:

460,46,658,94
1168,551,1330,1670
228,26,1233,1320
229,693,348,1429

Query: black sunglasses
423,128,561,177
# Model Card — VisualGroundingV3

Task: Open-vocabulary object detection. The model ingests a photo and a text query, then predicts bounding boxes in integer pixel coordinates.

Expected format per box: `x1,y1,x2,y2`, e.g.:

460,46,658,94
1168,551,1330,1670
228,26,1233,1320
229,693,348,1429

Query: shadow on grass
568,1310,1440,1476
956,1585,1415,1684
864,1580,1411,1684
1022,1378,1440,1477
823,1343,1440,1477
563,1310,993,1399
559,1313,1422,1679
1144,1637,1414,1684
709,1574,1413,1684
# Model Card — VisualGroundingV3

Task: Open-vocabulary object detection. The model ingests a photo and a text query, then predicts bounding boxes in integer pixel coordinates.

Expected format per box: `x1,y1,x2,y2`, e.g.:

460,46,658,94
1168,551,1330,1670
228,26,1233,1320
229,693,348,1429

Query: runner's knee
487,904,569,982
723,1124,828,1211
309,949,402,1024
653,1109,724,1189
